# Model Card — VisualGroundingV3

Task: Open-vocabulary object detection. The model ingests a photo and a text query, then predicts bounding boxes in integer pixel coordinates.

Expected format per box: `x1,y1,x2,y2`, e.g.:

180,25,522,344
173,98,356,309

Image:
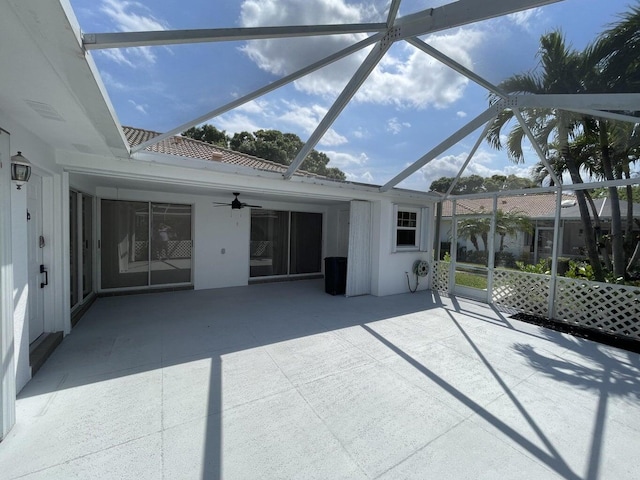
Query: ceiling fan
213,192,262,210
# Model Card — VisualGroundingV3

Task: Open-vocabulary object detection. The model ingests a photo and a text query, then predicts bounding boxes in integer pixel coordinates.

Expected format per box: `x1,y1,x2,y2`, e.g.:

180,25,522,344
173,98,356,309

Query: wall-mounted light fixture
10,151,31,190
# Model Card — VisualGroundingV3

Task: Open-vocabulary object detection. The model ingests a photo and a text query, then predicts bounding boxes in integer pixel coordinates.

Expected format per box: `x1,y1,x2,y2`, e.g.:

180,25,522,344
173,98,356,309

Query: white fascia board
132,151,439,203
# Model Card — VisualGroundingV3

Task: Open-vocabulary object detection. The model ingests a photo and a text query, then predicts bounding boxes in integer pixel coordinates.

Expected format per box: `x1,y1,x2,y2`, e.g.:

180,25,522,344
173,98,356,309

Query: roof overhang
0,0,128,157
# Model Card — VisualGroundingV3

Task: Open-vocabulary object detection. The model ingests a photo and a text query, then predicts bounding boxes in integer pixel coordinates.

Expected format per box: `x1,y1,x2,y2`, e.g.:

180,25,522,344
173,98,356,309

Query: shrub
517,258,551,274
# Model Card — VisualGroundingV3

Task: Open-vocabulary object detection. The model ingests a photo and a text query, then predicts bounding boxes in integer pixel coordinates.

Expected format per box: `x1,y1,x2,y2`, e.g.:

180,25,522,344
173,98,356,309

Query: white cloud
507,8,543,32
239,0,484,110
97,0,170,66
346,171,375,184
352,127,369,139
278,101,347,146
216,113,265,134
321,150,368,169
456,111,467,118
215,99,348,146
128,99,148,114
386,117,411,135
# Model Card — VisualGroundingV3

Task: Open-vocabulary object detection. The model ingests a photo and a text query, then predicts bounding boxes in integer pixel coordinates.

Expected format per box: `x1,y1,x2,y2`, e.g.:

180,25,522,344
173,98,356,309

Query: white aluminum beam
565,108,640,124
500,93,640,111
386,0,402,26
83,23,386,49
380,106,498,192
284,39,393,179
132,33,384,153
406,37,507,98
513,108,561,186
396,0,563,37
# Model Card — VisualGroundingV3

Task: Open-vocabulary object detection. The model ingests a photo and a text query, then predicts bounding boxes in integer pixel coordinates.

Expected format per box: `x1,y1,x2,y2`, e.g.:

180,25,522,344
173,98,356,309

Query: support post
0,129,16,441
548,186,563,320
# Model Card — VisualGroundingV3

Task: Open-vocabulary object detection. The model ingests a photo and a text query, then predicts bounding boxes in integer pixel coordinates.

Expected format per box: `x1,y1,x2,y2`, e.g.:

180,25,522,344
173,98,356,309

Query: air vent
24,100,65,122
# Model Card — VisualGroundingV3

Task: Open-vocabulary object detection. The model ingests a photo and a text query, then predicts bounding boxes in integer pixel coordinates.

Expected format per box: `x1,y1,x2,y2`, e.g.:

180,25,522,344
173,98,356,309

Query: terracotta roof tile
123,126,330,180
440,193,576,218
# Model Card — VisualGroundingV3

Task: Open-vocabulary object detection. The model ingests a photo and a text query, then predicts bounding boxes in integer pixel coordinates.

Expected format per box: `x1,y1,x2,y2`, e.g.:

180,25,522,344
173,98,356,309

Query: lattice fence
555,278,640,340
135,240,192,260
432,261,450,294
491,269,550,317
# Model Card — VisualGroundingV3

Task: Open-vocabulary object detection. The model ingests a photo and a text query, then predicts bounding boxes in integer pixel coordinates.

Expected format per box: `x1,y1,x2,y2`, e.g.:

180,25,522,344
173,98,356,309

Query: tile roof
441,194,639,220
441,193,578,218
123,126,331,180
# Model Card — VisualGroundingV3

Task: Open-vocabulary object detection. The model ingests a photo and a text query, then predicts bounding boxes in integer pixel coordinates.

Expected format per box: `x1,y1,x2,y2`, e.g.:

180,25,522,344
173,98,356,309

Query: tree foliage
183,125,346,180
429,174,536,194
484,11,640,282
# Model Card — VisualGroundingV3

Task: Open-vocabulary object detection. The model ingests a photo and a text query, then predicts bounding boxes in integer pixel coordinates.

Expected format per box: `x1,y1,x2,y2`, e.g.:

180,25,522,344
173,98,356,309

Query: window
395,207,420,249
393,206,429,252
396,210,418,247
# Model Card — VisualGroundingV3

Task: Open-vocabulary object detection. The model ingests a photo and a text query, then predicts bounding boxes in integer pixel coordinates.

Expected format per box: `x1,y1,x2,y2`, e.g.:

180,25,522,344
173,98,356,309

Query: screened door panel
290,212,322,274
150,203,192,285
250,210,288,277
70,191,79,307
82,194,93,298
101,200,149,289
101,200,192,289
250,210,322,278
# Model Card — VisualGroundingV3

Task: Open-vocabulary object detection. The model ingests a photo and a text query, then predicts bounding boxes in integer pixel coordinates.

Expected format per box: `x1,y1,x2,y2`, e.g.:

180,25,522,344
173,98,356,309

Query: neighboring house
0,0,438,436
439,193,639,265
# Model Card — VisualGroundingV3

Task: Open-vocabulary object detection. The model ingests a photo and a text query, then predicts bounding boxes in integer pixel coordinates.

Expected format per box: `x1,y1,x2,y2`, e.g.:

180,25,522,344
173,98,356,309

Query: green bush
516,258,551,274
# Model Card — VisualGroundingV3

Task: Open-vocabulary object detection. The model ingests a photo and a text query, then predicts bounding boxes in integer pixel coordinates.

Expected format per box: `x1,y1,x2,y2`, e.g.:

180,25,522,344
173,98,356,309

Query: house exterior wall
0,111,67,398
372,199,432,297
94,186,336,291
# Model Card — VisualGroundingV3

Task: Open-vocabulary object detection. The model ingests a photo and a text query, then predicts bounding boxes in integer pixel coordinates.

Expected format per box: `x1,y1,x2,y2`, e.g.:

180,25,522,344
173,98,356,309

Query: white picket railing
432,261,640,341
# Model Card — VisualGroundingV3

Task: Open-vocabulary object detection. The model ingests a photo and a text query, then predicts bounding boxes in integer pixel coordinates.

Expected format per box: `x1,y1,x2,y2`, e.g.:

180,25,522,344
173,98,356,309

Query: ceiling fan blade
242,203,262,208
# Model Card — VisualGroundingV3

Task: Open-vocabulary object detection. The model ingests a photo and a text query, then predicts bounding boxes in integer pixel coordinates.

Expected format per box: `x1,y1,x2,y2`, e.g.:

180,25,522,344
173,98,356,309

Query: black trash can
324,257,347,295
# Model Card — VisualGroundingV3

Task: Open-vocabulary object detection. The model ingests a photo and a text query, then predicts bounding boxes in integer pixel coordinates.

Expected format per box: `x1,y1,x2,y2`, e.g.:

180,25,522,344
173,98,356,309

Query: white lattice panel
491,269,550,317
555,278,640,340
135,240,192,260
433,261,449,294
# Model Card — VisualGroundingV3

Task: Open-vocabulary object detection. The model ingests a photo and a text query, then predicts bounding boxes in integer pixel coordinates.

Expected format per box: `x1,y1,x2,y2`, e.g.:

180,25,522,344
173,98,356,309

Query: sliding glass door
250,210,322,278
70,190,95,311
100,200,192,290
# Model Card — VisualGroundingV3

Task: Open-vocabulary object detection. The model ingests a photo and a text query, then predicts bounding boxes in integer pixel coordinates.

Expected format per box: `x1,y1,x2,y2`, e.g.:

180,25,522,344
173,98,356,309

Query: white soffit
0,0,128,157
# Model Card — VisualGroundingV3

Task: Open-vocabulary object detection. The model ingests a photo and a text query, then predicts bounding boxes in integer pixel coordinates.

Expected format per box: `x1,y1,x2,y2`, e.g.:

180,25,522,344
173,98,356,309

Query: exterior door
27,174,45,343
452,214,492,302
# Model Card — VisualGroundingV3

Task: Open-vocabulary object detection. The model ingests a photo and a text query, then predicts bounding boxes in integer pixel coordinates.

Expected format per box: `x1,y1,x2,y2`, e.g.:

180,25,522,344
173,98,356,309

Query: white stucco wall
371,199,432,297
1,112,63,393
93,187,335,291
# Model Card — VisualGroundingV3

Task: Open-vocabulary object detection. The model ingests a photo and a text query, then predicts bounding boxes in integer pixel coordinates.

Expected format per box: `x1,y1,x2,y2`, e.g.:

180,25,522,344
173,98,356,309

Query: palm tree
583,6,640,278
496,210,534,253
486,31,606,281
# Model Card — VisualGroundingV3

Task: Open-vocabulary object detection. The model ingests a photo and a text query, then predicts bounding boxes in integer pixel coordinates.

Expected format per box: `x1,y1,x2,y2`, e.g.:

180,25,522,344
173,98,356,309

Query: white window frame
392,205,430,253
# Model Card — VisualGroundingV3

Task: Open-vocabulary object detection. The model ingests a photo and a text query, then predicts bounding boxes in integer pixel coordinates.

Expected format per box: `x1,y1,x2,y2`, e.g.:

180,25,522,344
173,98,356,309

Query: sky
69,0,636,191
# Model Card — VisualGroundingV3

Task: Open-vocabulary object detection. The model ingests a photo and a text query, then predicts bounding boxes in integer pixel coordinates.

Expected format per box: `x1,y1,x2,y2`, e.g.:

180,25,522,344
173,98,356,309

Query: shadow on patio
1,280,638,479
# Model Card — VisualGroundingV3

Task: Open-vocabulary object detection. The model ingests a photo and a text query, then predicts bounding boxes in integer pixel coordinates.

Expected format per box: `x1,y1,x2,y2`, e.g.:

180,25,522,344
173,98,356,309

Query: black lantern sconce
11,151,32,190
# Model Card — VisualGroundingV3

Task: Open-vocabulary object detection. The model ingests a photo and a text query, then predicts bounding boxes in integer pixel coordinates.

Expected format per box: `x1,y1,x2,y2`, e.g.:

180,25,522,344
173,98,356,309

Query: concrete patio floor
1,280,639,479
